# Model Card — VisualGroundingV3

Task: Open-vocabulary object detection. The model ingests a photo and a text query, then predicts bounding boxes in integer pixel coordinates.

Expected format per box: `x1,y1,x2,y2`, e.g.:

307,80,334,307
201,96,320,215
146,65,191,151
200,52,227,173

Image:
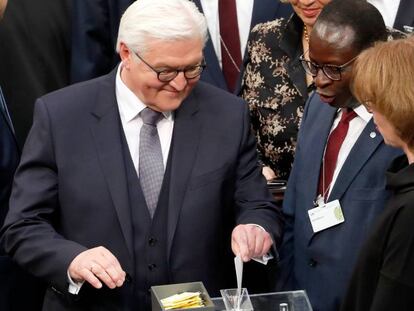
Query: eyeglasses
132,50,206,82
299,54,358,81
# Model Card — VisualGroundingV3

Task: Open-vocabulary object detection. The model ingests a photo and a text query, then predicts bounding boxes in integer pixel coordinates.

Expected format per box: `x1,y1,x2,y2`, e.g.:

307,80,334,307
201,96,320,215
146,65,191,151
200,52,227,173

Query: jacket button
148,237,157,246
148,263,157,271
309,259,317,267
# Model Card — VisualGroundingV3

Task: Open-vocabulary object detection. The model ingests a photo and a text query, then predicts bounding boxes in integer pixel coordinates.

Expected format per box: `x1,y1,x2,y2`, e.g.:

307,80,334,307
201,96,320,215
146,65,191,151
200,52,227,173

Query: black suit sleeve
0,90,19,229
234,100,284,247
1,99,87,293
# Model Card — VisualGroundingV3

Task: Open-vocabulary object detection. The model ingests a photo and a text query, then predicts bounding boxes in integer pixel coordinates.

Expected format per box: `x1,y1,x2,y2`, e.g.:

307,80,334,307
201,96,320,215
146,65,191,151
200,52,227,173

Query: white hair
116,0,208,55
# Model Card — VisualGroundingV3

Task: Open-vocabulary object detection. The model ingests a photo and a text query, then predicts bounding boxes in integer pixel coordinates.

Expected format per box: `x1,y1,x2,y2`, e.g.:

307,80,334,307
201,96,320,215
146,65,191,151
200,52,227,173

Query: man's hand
262,166,276,182
231,224,273,262
68,246,126,289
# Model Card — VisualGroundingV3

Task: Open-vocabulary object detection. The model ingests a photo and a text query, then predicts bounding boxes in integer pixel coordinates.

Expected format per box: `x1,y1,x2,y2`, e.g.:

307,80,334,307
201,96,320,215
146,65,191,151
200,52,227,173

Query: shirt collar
115,63,173,122
353,103,372,123
338,97,372,123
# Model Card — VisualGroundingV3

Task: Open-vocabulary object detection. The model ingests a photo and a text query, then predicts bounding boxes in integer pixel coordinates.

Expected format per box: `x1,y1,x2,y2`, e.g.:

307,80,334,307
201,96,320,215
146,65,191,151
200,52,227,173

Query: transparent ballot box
212,290,313,311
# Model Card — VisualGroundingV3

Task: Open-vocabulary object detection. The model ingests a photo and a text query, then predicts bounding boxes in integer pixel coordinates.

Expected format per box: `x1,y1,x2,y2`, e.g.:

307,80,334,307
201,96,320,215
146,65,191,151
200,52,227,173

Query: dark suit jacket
192,0,292,93
0,88,45,311
70,0,292,94
1,70,283,310
394,0,414,33
0,87,19,235
277,93,402,311
70,0,132,83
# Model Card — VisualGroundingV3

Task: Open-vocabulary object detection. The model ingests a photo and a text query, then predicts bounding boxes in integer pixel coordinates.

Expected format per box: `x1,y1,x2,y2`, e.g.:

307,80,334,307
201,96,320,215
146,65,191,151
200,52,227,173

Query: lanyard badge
308,198,345,233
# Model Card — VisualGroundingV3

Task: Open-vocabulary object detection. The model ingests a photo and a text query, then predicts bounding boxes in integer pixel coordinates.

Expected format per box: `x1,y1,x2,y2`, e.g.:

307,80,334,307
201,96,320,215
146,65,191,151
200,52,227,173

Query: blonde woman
342,37,414,311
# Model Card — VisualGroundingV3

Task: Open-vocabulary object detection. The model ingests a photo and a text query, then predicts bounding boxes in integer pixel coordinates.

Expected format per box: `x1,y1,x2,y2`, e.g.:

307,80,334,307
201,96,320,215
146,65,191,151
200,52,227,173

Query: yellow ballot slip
160,291,205,309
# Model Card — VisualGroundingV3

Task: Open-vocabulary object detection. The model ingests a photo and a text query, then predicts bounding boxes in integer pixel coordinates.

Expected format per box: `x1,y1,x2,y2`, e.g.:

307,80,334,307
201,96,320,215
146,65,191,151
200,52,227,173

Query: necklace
303,25,310,42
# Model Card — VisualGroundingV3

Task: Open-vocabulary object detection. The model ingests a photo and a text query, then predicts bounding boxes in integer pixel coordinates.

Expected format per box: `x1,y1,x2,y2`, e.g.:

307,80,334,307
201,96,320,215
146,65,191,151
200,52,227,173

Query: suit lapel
329,120,382,201
251,0,282,27
203,36,228,89
191,0,228,90
0,87,16,134
89,71,134,258
166,90,201,262
251,0,274,27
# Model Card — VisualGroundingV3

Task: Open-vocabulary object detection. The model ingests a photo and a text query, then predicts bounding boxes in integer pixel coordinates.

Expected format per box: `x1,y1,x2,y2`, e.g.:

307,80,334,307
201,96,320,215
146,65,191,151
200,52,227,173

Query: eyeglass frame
299,53,358,81
131,49,206,82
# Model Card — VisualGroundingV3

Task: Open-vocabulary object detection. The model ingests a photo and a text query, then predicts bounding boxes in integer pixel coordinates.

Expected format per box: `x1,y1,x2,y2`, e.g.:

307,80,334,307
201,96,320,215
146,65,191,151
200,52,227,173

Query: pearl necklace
303,25,310,42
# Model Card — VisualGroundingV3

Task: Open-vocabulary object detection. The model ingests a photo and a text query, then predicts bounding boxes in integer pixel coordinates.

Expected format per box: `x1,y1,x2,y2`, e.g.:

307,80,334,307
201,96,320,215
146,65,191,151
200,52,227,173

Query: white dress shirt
326,104,372,198
367,0,400,28
200,0,254,67
116,65,174,174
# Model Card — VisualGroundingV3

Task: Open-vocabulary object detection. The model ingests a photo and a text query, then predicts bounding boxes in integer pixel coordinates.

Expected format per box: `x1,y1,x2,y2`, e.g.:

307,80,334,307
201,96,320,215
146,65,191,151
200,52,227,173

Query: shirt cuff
67,270,84,295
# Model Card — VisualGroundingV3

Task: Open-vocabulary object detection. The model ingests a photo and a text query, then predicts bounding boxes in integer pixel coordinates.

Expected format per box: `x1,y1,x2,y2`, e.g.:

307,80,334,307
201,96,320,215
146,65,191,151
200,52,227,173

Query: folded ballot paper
151,282,215,311
160,291,204,309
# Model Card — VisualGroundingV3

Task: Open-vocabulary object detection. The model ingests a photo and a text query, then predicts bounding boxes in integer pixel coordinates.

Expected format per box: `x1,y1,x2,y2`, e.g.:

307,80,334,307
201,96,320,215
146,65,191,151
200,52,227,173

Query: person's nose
314,68,331,89
169,72,188,91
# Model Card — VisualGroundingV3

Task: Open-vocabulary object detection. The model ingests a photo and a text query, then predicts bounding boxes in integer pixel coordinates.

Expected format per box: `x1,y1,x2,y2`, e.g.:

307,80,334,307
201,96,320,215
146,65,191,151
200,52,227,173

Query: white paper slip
234,255,243,310
308,199,344,233
234,255,243,290
252,253,274,265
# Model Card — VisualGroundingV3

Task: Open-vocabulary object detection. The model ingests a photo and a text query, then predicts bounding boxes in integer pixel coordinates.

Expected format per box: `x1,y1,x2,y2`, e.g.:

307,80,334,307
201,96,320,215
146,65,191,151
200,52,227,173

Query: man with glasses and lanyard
1,1,283,310
276,1,402,311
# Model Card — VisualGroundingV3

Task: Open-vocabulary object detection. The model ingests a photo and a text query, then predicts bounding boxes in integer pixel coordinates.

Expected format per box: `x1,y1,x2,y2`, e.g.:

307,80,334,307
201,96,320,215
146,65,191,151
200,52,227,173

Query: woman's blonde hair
352,37,414,148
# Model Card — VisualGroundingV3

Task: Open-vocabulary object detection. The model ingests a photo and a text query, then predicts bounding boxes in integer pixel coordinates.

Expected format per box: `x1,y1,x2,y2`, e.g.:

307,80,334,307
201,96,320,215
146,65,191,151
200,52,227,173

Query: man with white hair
1,1,283,310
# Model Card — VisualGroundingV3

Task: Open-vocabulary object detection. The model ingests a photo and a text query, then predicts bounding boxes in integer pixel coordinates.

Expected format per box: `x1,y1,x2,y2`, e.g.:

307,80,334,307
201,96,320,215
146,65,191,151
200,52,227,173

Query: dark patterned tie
219,0,242,92
139,107,164,218
318,108,357,201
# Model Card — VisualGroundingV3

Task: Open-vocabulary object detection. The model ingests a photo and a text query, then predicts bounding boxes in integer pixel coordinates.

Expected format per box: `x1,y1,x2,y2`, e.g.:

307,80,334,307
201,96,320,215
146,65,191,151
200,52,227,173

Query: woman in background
241,0,330,181
341,37,414,311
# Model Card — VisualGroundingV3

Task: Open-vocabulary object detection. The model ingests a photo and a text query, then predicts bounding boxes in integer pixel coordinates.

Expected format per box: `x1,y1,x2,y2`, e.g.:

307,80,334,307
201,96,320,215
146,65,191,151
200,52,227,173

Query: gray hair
116,0,208,55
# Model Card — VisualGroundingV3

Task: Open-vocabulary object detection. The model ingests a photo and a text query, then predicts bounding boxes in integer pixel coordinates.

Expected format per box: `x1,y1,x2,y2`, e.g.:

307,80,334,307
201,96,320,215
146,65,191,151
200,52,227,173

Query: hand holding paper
231,224,273,262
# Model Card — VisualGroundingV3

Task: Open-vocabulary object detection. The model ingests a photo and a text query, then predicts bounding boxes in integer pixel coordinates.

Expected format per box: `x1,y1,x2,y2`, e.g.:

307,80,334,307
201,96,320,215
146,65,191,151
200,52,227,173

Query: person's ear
119,42,133,69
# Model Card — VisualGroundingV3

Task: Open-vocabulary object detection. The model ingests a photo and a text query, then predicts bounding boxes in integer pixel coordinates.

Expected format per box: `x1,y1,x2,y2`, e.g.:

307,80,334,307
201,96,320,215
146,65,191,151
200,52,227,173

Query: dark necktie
219,0,242,92
318,108,357,201
139,107,164,218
